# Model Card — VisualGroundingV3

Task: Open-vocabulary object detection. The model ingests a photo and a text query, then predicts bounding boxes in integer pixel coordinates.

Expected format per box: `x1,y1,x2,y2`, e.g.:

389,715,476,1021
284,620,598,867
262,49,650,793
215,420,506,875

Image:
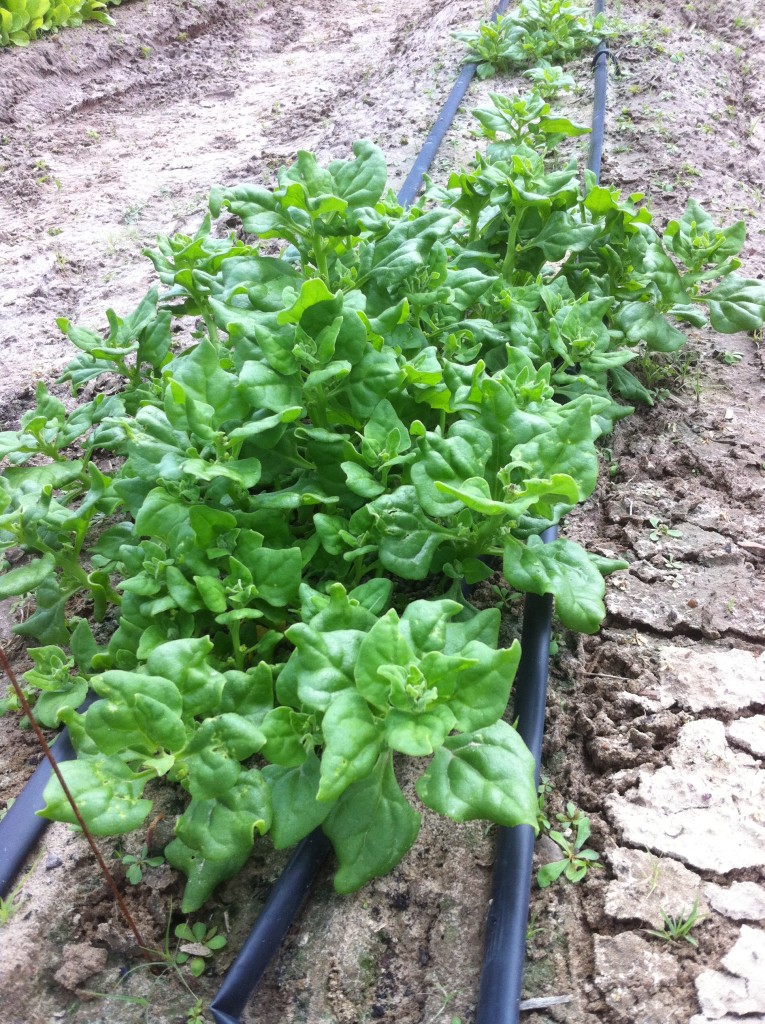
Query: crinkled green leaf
699,274,765,333
318,691,382,802
323,755,420,893
415,721,537,827
165,769,272,912
503,534,627,633
40,756,152,835
0,552,56,598
263,751,331,849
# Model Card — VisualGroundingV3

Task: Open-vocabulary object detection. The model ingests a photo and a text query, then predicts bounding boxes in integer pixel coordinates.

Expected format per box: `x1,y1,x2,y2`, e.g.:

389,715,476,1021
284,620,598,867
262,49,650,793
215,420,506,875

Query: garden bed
1,1,765,1023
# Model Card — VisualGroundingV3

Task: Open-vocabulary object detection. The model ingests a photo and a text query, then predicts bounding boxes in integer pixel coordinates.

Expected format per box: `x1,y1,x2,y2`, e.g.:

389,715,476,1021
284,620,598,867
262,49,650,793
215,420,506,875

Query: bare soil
1,1,765,1023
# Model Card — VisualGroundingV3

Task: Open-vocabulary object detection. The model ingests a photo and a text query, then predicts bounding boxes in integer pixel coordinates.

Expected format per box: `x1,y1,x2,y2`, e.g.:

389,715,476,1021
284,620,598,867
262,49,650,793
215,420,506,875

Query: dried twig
0,644,151,959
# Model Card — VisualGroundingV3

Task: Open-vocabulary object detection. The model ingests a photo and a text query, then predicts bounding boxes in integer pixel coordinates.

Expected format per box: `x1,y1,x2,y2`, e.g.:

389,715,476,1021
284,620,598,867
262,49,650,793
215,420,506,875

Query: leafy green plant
3,50,765,914
120,843,166,885
522,64,576,100
537,814,601,886
644,898,704,947
0,0,121,47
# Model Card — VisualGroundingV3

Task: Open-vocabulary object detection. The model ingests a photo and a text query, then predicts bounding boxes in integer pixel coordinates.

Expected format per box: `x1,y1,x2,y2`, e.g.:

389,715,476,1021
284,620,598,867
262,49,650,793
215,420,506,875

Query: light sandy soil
1,1,765,1023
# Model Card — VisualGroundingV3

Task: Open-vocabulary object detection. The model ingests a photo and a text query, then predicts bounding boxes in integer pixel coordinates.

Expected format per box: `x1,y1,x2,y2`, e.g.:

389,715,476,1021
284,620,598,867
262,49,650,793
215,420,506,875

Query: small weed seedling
555,801,586,830
79,905,221,1019
537,815,601,887
0,852,43,925
174,921,227,977
715,350,744,365
120,843,166,885
536,776,553,832
647,517,682,542
644,898,704,947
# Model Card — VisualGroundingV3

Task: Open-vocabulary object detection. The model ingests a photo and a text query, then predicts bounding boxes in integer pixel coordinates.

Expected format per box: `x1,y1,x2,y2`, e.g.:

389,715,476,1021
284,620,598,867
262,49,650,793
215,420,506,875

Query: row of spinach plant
0,0,120,47
2,3,764,915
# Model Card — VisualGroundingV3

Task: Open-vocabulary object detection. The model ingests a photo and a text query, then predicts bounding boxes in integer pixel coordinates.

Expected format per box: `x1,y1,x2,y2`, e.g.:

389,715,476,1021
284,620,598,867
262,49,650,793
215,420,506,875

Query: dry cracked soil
1,0,764,1022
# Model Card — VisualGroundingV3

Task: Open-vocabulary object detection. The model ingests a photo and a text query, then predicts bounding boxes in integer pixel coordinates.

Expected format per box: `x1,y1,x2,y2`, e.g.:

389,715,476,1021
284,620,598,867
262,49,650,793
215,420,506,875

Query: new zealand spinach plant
2,71,764,913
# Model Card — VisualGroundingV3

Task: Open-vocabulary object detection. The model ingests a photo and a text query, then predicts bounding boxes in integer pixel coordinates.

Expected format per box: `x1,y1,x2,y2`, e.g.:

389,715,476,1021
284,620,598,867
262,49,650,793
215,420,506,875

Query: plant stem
502,210,522,282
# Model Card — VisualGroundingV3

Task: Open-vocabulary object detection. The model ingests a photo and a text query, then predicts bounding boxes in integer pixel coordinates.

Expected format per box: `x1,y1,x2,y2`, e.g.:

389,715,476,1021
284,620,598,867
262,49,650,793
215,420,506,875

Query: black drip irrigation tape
397,0,512,207
209,829,332,1024
476,6,609,1020
0,729,76,897
0,2,609,1020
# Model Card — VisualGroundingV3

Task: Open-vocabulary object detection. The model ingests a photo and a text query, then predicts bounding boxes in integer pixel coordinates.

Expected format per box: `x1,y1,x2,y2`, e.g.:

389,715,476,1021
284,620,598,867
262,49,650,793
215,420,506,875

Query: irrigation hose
210,829,333,1024
0,725,77,898
476,5,609,1020
397,0,513,207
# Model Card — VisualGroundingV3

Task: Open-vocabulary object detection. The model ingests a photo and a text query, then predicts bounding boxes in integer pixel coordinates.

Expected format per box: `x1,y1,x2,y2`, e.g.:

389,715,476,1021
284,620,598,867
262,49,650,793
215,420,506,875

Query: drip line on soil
397,0,513,207
477,8,609,1019
477,8,608,1019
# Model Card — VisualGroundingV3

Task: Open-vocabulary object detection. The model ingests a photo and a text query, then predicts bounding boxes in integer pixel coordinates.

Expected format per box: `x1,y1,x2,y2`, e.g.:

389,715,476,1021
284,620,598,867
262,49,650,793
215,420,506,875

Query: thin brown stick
0,644,152,959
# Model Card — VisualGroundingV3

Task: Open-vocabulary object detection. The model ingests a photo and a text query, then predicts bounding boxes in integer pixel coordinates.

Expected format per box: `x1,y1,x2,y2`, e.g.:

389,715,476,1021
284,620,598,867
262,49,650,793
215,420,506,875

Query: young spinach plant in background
454,0,610,78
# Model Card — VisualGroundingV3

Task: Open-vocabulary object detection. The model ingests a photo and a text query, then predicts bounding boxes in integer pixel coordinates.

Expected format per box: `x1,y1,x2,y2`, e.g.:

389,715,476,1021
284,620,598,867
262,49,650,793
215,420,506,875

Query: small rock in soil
44,855,63,870
654,646,765,715
607,719,765,873
604,848,707,928
695,927,765,1018
704,882,765,922
727,715,765,758
593,932,683,1020
52,942,108,991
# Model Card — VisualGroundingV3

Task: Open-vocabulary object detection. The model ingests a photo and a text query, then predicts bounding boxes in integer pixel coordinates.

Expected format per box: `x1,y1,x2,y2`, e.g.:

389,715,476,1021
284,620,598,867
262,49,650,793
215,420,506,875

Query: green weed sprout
537,816,601,887
644,898,705,947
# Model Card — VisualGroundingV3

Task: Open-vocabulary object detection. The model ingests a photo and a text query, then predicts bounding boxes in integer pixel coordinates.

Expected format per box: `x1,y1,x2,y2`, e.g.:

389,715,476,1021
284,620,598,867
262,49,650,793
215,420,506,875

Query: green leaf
365,487,453,580
537,860,568,888
503,534,627,633
40,756,152,835
447,640,521,732
699,274,765,333
260,706,311,767
323,755,420,893
318,691,382,802
0,552,56,599
613,301,687,353
355,609,416,709
281,622,361,712
329,140,387,211
263,752,332,849
165,769,272,912
415,721,537,827
411,422,493,518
